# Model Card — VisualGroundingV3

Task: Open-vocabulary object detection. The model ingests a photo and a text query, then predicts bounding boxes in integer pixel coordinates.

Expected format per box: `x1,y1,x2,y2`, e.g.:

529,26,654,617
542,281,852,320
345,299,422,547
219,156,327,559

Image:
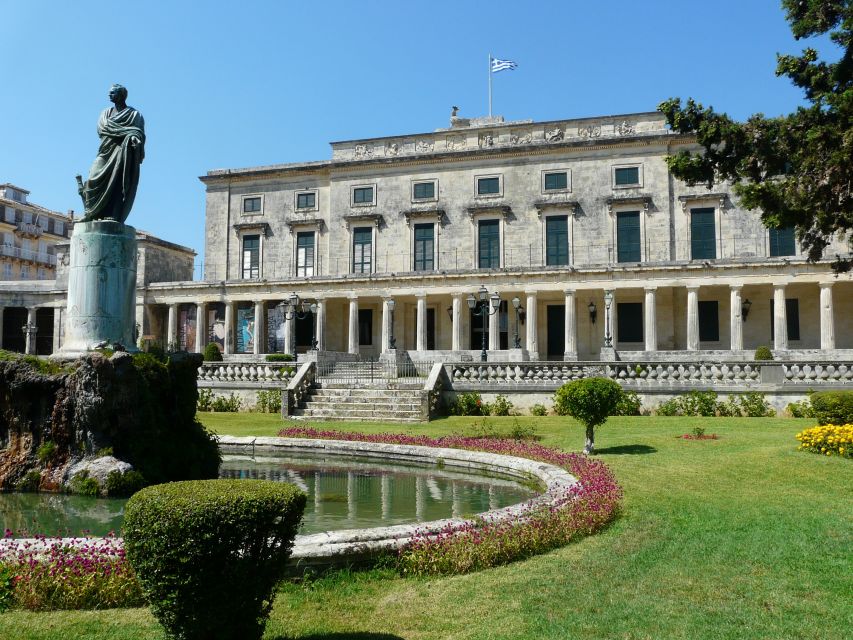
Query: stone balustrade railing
197,362,295,387
448,361,853,390
283,361,316,417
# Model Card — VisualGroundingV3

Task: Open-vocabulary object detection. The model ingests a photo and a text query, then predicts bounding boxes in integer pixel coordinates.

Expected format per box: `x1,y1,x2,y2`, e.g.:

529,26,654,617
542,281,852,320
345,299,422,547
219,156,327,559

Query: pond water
1,453,537,537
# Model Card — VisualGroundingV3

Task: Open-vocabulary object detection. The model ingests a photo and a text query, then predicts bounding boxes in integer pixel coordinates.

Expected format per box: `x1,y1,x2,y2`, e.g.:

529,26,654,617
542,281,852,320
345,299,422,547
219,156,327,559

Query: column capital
686,285,700,292
643,286,657,293
416,292,427,299
524,289,539,297
563,289,576,296
348,293,359,301
729,284,743,291
819,281,834,290
773,283,787,292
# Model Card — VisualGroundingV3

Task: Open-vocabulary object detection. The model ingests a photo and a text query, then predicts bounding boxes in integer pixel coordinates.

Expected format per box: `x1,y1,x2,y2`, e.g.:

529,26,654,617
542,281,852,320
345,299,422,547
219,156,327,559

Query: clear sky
0,0,839,277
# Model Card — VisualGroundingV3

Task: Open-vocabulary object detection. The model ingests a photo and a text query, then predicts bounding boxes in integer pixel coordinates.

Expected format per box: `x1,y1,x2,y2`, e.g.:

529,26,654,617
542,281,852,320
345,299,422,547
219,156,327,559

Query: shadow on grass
274,634,405,640
594,444,657,455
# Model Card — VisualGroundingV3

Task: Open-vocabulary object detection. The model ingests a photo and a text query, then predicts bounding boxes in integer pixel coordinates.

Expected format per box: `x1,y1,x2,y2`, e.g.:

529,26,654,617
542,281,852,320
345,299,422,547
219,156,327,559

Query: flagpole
488,53,492,117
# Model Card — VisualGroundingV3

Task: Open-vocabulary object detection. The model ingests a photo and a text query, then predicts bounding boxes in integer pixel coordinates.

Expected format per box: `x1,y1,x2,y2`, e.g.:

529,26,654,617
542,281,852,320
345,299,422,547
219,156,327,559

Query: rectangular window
413,181,435,200
20,265,29,278
614,166,640,186
617,302,643,343
353,186,374,204
3,263,12,279
3,207,13,223
358,309,373,346
352,227,372,273
413,223,434,271
544,171,568,191
296,192,316,210
769,227,796,257
698,301,720,342
22,211,32,224
54,220,64,236
616,211,641,263
296,231,315,277
478,219,500,268
691,208,716,259
545,215,569,266
477,177,500,195
770,298,801,341
243,197,261,214
37,216,48,230
241,235,260,279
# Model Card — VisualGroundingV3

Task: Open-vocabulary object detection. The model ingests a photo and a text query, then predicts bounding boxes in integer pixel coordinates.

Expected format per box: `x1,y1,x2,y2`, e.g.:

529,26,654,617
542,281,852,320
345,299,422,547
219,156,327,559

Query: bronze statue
76,84,145,223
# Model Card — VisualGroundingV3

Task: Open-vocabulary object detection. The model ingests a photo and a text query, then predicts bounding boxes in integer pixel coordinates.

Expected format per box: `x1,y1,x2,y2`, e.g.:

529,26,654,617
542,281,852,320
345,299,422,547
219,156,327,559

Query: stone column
52,307,62,354
315,299,326,351
773,284,788,350
224,301,235,355
729,285,743,351
348,296,359,355
488,300,500,352
25,307,37,355
686,286,700,351
381,298,392,352
195,302,207,353
525,291,538,357
451,295,463,351
644,287,657,352
167,303,178,349
0,306,4,349
820,283,835,350
564,290,577,360
135,304,145,346
253,300,265,356
416,295,427,352
283,310,294,357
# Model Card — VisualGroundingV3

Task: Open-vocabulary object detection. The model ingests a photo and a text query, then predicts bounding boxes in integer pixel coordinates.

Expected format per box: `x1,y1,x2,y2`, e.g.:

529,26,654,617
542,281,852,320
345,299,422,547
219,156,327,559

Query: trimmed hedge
203,343,223,362
123,480,306,640
809,391,853,426
264,353,294,362
754,345,774,361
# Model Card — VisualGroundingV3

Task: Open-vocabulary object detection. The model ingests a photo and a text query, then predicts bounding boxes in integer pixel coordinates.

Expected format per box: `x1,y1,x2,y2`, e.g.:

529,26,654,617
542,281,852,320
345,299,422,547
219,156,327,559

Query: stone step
305,399,424,410
289,413,424,424
316,382,424,391
293,407,424,419
310,389,424,401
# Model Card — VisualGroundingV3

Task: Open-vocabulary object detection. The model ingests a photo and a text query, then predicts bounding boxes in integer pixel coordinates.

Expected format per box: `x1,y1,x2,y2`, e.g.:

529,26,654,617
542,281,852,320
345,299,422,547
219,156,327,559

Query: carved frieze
578,125,601,138
353,144,373,159
479,132,495,148
445,134,466,150
384,142,400,156
510,130,533,145
545,126,564,142
615,120,636,136
415,140,434,153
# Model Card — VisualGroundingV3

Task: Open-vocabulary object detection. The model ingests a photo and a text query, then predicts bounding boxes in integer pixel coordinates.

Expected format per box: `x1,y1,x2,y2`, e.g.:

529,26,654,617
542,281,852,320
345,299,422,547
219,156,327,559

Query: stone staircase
290,383,429,422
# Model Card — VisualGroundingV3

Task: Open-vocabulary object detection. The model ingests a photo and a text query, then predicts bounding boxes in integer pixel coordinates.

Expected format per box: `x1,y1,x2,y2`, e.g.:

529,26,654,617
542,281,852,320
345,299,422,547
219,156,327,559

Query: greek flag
490,57,518,72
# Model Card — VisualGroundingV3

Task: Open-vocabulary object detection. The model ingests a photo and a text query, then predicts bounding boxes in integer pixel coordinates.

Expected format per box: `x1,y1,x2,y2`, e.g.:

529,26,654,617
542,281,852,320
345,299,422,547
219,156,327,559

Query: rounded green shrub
203,342,223,362
809,391,853,425
264,353,294,362
754,345,774,361
554,377,623,454
530,403,548,416
123,480,306,640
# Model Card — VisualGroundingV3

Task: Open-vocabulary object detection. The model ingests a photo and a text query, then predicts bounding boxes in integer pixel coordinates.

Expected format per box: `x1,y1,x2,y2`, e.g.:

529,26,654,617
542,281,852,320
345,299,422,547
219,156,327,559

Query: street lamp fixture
277,292,315,357
588,301,597,324
468,286,501,361
741,298,752,322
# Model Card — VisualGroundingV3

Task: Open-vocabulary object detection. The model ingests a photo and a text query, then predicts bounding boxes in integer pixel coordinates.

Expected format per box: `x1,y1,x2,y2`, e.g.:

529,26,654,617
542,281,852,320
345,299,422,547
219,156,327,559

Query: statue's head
108,84,128,102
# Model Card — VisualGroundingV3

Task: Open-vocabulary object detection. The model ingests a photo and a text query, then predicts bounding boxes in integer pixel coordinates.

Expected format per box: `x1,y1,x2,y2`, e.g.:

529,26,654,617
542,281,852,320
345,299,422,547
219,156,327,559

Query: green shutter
616,211,641,262
691,208,716,259
769,227,796,257
546,216,569,265
478,219,500,268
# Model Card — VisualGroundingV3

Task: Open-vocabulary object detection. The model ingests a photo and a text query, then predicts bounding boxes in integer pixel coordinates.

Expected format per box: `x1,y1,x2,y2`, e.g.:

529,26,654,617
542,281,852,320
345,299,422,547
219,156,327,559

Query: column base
598,346,619,362
563,352,578,362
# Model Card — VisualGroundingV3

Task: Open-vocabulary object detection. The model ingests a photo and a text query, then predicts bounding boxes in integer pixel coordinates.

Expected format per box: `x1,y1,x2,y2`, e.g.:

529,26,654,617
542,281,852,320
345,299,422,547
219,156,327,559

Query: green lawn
3,415,851,640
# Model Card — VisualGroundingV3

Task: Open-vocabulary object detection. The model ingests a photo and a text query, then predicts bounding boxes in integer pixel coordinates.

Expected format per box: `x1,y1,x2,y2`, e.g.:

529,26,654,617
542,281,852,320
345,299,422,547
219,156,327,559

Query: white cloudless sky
0,0,840,276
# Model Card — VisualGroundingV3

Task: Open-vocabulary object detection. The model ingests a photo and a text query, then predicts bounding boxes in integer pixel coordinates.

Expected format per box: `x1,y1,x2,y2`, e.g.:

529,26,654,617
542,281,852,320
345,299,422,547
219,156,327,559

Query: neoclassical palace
2,110,851,361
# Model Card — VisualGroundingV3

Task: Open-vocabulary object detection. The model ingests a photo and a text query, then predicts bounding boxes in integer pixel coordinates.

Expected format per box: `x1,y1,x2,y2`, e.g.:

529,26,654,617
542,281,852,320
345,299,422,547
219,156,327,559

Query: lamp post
467,285,501,362
277,292,315,357
511,296,524,349
603,290,614,347
741,298,752,322
387,298,396,349
588,301,597,324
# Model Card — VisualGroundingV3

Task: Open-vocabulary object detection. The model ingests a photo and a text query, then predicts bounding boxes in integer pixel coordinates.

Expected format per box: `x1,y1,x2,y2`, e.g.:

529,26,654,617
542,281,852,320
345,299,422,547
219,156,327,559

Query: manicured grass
3,415,850,639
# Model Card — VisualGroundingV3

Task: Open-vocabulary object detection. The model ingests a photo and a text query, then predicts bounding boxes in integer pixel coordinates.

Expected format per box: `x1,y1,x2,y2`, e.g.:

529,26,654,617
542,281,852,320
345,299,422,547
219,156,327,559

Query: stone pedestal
59,220,138,357
599,346,619,362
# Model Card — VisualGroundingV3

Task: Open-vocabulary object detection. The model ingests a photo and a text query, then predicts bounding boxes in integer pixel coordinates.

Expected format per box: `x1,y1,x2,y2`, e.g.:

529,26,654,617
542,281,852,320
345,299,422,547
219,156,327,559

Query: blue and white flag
490,57,518,73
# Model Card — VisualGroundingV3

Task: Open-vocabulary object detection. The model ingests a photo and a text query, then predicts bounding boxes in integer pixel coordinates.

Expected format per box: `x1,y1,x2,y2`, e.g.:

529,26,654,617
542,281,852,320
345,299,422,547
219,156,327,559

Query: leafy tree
659,0,853,271
554,378,624,454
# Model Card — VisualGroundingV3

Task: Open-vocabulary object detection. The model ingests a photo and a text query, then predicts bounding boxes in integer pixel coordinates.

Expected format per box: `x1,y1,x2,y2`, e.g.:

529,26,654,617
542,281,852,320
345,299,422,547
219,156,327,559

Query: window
769,227,796,257
352,227,372,273
37,216,48,230
770,298,801,341
296,192,316,210
20,265,29,279
413,223,434,271
37,240,47,256
3,207,13,223
478,219,500,268
2,263,12,279
358,309,373,346
698,301,720,342
412,181,436,200
22,211,32,224
691,208,716,259
543,171,568,192
296,231,315,277
352,186,374,205
241,234,260,279
614,166,640,187
545,215,569,266
243,197,262,214
477,176,501,196
54,220,64,236
617,303,643,343
37,268,46,280
616,211,641,262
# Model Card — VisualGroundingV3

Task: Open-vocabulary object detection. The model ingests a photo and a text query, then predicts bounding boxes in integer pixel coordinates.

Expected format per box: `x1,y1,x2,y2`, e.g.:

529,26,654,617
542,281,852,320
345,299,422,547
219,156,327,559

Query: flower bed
277,427,623,575
0,531,143,611
795,424,852,458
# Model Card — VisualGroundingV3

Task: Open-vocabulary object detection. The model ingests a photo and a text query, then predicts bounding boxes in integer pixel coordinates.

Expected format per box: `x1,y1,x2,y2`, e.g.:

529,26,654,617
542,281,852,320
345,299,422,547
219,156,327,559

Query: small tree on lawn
554,377,624,454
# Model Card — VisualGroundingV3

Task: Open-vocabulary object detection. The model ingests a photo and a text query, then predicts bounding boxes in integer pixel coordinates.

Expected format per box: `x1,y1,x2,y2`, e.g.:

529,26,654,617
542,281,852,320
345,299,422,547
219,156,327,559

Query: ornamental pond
1,452,538,537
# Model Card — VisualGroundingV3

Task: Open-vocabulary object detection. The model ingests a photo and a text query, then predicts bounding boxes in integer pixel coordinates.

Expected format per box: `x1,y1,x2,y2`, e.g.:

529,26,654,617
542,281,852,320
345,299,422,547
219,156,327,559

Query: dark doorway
469,301,508,351
415,308,436,350
2,307,27,353
546,305,564,359
35,308,54,355
295,313,314,351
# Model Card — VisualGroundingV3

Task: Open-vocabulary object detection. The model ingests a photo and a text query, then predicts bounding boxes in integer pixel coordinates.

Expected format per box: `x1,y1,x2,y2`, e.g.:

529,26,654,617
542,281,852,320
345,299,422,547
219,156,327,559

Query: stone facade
157,110,850,362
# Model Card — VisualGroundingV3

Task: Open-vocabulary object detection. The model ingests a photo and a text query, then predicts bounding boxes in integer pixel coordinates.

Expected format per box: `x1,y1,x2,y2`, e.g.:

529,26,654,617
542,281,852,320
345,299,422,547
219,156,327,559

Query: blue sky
0,1,839,276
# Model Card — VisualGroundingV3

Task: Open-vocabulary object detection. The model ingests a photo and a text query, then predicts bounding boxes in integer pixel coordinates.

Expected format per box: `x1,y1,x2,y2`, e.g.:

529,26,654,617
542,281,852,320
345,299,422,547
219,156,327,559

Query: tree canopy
659,0,853,271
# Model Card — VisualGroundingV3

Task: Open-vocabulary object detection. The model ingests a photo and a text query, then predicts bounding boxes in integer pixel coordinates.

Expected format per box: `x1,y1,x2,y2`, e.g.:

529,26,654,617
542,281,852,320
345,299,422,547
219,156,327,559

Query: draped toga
80,106,145,223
